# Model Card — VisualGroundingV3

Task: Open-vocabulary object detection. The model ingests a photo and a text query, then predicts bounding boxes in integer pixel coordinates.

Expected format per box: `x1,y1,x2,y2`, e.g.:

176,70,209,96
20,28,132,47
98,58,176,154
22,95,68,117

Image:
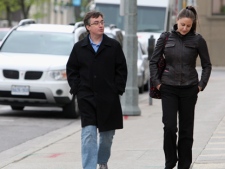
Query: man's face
86,16,104,36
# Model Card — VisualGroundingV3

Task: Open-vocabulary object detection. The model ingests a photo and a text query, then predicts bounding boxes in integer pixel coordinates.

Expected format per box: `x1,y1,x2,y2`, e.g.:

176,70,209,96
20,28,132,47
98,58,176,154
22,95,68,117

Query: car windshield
0,31,74,55
0,31,9,40
138,43,143,59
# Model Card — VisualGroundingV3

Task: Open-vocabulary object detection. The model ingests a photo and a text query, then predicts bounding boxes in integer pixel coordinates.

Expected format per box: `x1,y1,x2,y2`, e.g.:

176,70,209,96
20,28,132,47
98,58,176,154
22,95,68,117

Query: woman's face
176,17,193,35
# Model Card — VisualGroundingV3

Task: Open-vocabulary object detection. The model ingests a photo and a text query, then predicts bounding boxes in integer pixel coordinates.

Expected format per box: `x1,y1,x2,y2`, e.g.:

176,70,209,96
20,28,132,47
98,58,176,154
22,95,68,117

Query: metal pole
148,35,155,105
121,0,141,116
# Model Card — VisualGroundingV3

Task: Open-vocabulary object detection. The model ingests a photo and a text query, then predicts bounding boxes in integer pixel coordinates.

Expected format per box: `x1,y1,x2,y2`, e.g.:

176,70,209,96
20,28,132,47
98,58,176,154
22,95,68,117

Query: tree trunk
19,0,31,19
6,5,12,27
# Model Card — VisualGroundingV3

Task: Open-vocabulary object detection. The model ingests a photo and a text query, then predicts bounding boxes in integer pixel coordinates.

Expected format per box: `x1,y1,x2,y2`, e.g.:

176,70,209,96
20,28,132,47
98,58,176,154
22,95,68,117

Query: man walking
66,11,127,169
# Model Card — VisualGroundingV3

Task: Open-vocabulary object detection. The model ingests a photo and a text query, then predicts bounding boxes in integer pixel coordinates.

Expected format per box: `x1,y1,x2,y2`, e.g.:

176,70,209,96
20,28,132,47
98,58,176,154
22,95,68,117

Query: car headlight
49,70,67,80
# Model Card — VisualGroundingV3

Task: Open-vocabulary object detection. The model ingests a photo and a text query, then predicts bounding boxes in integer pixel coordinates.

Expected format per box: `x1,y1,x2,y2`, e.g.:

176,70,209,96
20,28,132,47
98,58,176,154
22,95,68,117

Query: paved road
0,106,76,152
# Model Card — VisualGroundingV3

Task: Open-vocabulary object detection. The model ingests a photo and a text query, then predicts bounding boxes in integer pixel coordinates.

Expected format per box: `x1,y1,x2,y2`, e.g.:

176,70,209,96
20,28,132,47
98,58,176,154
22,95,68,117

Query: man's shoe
99,164,108,169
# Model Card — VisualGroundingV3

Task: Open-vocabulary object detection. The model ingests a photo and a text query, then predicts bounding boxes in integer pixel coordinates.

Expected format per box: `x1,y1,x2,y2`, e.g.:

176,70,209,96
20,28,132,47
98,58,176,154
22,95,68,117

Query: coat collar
81,34,112,47
81,34,112,56
172,24,196,37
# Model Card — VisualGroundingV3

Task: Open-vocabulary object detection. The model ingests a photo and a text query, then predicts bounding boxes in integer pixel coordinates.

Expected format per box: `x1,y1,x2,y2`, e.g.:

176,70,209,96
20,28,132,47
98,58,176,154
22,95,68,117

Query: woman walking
150,6,212,169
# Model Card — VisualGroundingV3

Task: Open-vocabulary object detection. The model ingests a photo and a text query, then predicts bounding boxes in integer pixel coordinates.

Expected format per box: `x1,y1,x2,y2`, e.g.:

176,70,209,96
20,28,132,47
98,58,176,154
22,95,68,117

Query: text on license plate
11,85,30,95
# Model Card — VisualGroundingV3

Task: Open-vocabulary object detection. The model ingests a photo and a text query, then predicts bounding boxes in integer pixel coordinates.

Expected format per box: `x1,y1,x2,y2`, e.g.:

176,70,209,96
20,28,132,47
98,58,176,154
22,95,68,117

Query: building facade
30,0,75,25
196,0,225,66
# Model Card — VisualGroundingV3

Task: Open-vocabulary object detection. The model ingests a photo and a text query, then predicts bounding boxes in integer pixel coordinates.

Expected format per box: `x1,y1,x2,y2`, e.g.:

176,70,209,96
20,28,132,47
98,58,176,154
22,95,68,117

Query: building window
212,0,225,15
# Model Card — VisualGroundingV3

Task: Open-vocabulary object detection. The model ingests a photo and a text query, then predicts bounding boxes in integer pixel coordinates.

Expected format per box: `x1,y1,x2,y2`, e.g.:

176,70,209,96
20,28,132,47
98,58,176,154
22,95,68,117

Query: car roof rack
109,24,117,29
18,19,36,26
74,21,84,29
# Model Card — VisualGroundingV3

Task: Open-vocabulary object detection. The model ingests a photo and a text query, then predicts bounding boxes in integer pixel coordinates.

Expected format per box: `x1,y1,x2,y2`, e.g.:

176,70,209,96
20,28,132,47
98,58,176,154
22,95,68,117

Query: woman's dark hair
83,11,104,32
177,6,198,32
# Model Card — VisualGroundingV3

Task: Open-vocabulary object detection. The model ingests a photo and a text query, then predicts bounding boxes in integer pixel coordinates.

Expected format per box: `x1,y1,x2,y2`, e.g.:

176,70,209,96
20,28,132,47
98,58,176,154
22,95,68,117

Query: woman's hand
198,86,202,92
157,84,161,90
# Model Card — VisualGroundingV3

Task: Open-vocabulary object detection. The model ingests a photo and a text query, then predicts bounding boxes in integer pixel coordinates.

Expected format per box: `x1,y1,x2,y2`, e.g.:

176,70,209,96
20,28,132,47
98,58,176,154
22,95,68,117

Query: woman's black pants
161,84,198,169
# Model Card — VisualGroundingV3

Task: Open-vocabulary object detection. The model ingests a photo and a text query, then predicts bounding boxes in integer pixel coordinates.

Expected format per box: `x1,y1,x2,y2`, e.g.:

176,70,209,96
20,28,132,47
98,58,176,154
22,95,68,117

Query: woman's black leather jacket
150,25,212,91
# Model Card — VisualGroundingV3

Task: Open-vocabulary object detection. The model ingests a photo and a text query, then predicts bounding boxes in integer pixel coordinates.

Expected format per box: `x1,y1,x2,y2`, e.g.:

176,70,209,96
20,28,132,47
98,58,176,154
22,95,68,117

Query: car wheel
11,106,24,110
63,95,79,119
139,85,144,93
144,80,149,91
139,74,145,94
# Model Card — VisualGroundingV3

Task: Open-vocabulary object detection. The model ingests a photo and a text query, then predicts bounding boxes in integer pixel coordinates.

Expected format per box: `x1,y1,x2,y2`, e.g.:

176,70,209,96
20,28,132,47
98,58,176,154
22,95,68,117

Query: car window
115,30,123,47
79,32,88,41
0,31,74,55
105,32,123,47
0,31,8,40
138,43,143,59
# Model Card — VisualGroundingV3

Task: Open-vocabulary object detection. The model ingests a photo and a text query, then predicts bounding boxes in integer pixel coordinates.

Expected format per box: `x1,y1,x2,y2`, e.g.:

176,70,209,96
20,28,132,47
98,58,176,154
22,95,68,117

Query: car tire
144,80,149,91
139,73,145,94
63,95,79,119
11,106,24,110
139,85,144,94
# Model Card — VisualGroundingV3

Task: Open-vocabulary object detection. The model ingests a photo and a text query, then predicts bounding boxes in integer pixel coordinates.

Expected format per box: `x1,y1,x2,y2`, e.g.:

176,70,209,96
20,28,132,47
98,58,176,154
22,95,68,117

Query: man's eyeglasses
89,21,105,26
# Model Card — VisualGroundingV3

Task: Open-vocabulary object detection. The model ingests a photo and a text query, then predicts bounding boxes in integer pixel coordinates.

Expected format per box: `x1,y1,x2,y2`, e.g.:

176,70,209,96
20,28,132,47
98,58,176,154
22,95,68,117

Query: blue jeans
81,125,115,169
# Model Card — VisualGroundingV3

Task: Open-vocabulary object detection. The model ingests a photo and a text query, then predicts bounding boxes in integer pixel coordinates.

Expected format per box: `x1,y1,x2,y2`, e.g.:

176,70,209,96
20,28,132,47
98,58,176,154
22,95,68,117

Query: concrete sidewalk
0,67,225,169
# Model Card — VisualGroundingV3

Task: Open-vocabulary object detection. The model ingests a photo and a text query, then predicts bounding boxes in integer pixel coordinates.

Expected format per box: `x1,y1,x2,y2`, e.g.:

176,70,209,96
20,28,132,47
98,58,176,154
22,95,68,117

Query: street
0,106,76,152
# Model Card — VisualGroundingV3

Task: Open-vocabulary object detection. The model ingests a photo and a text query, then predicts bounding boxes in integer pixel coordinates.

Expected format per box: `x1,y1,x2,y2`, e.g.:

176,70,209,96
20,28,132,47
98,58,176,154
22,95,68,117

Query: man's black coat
66,34,127,132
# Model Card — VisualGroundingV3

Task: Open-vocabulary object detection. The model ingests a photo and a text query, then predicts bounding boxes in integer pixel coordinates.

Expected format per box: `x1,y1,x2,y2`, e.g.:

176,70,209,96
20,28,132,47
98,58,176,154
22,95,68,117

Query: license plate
11,85,30,95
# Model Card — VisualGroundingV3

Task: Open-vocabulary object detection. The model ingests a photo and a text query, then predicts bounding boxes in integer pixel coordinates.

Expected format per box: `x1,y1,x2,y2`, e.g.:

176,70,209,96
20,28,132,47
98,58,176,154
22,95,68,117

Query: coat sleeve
115,43,128,95
66,44,80,95
197,35,212,91
149,32,167,87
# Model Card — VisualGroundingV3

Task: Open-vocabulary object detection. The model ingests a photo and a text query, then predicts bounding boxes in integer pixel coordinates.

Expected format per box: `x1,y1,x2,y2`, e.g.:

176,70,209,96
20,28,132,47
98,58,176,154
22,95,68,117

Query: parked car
104,25,149,93
0,19,87,118
104,24,123,47
137,42,149,93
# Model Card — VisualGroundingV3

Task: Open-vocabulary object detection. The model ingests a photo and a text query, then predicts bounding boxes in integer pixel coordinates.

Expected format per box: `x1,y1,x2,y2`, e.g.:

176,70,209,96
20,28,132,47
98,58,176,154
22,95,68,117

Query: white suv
0,19,87,118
